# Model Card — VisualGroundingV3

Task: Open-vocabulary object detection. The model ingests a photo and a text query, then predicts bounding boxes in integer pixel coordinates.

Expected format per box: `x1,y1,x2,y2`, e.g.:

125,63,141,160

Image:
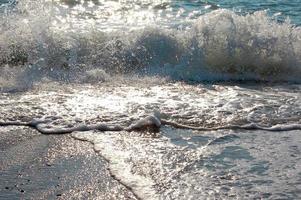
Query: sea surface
0,0,301,199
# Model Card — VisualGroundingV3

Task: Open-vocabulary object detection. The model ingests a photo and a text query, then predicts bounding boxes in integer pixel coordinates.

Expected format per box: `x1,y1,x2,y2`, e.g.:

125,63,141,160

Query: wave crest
192,10,301,80
0,7,301,84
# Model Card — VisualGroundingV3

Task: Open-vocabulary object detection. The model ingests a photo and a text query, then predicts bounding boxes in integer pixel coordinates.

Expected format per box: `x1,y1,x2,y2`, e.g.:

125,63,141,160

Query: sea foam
0,1,301,84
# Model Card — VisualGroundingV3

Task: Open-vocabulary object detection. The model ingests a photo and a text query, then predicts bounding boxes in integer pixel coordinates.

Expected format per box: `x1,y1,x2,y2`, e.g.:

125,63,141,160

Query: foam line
0,114,300,134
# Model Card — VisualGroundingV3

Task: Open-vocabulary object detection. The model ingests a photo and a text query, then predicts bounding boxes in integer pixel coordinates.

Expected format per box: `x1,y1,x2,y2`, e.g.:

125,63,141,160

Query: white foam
72,132,161,200
1,6,301,83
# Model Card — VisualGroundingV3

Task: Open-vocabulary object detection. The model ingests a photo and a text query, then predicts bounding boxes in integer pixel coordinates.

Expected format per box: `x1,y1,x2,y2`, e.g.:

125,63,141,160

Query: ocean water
0,0,301,199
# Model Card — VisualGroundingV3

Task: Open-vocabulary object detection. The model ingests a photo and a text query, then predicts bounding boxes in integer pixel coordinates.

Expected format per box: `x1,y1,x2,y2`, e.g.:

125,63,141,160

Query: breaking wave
1,1,301,85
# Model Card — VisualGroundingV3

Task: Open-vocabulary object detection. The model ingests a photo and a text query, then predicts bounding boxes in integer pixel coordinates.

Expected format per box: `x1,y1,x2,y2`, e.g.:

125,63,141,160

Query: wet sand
0,126,137,200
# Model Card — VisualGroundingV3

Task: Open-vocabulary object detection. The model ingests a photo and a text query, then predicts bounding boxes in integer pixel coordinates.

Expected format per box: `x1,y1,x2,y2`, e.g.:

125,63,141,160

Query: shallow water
1,82,301,199
1,0,301,199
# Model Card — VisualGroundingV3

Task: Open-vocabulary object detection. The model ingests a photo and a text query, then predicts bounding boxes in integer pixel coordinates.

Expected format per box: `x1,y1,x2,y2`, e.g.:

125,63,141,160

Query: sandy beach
0,126,137,200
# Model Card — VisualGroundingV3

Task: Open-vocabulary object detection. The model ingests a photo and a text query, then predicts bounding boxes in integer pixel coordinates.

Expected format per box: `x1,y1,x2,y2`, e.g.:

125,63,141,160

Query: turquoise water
211,0,301,25
1,0,301,27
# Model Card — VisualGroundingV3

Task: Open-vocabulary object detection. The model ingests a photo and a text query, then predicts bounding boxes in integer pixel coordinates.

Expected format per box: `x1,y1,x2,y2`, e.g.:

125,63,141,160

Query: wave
0,6,301,84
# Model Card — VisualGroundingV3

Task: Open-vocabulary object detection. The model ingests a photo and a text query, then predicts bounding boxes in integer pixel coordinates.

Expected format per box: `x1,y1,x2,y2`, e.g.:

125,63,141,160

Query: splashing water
0,0,301,89
1,0,301,199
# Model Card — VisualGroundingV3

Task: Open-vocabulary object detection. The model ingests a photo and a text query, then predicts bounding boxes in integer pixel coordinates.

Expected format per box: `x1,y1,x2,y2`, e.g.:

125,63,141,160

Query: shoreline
0,126,137,200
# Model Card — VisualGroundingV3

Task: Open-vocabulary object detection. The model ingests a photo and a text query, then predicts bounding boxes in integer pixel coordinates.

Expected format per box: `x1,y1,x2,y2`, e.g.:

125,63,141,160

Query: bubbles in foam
81,69,110,83
1,80,301,199
191,9,301,81
0,1,301,85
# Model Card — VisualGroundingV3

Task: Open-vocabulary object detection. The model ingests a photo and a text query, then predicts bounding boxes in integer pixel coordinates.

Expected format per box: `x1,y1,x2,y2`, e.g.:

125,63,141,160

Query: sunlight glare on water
1,0,301,199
